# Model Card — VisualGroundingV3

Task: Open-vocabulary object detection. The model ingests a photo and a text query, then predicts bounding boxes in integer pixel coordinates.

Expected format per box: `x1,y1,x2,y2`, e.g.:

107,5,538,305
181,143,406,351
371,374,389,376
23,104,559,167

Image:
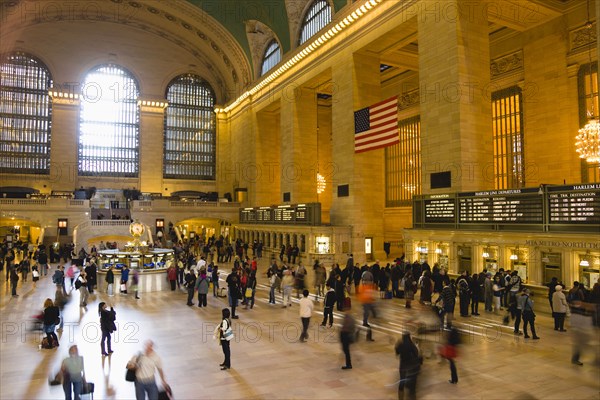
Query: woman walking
395,332,421,400
441,328,461,384
99,302,116,356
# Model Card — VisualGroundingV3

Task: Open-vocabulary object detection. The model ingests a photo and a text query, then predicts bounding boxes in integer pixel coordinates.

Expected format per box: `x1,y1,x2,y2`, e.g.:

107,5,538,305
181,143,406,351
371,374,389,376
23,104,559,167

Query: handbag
222,320,234,341
125,356,139,382
244,287,253,298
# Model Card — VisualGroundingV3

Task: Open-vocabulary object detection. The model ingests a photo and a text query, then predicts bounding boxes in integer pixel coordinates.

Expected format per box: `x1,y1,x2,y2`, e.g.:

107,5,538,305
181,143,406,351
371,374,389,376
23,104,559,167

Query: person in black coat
99,302,116,356
321,283,336,327
395,332,421,400
42,298,60,348
334,274,345,311
185,269,197,306
84,260,97,294
226,269,240,319
469,273,480,316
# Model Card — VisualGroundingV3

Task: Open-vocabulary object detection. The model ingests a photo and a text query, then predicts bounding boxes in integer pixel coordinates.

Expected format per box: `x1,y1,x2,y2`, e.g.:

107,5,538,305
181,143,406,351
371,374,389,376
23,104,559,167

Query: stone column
139,101,166,193
279,86,318,203
331,52,385,261
417,0,492,193
49,97,80,191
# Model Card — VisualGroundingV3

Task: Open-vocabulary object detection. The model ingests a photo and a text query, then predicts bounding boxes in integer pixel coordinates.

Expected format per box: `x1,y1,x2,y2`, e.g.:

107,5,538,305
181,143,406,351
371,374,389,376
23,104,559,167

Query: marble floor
1,264,599,400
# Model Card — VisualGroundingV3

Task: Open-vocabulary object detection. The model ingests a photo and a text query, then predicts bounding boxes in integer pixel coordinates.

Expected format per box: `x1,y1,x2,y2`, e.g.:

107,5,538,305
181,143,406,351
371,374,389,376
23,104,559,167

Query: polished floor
1,263,599,400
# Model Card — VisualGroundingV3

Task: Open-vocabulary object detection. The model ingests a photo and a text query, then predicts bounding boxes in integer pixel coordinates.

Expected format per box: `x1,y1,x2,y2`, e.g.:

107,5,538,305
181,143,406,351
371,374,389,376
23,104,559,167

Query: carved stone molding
570,23,597,53
490,50,523,78
285,0,311,49
245,20,280,80
399,89,419,110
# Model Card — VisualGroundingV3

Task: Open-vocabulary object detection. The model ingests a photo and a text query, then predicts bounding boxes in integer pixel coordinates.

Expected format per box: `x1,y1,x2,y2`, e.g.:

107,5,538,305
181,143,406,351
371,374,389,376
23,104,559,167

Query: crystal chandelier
576,119,600,163
576,1,600,163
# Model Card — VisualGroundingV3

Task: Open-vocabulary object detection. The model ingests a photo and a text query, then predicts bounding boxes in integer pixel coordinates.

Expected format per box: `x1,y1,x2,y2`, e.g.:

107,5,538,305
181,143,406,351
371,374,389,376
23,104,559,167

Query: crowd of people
3,236,600,399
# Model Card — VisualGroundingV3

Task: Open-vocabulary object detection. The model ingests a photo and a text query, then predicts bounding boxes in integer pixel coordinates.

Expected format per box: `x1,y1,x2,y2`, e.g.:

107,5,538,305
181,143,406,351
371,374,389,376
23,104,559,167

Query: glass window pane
299,0,332,45
78,64,140,177
0,52,53,174
261,41,282,76
385,116,421,207
164,74,216,180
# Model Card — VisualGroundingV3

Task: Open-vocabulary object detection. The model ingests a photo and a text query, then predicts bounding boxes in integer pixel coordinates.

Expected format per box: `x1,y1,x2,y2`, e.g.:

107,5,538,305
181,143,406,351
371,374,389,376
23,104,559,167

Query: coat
552,290,568,314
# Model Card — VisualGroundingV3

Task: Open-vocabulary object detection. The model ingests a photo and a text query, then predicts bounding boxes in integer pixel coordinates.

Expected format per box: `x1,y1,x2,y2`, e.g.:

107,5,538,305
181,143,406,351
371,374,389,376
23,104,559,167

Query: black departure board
423,195,456,223
240,203,321,225
548,184,600,224
458,188,543,224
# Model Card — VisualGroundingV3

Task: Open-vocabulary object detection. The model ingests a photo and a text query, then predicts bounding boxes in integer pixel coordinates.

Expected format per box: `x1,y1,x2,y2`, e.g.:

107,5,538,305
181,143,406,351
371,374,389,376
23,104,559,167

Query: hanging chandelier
576,1,600,163
576,119,600,162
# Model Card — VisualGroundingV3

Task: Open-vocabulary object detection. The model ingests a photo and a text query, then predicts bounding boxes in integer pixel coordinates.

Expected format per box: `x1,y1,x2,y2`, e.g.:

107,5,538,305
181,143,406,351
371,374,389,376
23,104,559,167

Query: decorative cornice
490,50,524,78
399,89,419,110
138,98,168,113
49,90,80,106
570,22,597,53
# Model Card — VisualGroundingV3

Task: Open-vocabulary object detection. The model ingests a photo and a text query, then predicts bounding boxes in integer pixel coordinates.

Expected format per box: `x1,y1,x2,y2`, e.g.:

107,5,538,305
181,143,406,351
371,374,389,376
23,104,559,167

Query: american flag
354,96,399,153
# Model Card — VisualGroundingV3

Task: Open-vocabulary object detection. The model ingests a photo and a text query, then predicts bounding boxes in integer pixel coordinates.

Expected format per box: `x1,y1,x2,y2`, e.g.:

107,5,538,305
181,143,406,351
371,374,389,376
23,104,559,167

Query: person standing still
9,264,19,297
217,308,233,370
99,302,116,355
299,289,314,342
106,266,114,297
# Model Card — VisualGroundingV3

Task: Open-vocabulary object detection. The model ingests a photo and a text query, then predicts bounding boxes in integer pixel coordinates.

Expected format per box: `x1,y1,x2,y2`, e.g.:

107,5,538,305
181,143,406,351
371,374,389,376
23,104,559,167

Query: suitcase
81,381,94,399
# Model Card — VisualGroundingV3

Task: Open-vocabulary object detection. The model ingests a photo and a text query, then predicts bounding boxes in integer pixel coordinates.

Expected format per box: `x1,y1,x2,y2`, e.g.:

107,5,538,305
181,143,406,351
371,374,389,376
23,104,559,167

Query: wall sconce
482,246,490,258
510,246,519,261
435,248,443,254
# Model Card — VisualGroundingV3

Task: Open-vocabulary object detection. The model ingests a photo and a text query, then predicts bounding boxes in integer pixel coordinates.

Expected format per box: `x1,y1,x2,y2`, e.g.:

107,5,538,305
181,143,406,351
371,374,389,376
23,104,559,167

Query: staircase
73,220,151,251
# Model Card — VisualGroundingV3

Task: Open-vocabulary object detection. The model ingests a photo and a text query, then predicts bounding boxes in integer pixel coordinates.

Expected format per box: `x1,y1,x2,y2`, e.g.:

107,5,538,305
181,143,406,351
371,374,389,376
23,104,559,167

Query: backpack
52,271,61,284
75,279,82,290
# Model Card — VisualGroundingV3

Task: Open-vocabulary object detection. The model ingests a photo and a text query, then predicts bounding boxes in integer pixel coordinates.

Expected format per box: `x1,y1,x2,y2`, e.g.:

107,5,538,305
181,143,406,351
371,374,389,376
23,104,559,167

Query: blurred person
547,276,559,311
513,288,524,335
436,279,456,329
299,289,314,342
61,345,85,400
483,273,493,312
469,273,480,316
440,327,461,384
211,265,219,297
551,285,568,332
269,266,281,304
105,265,115,297
314,262,326,301
403,271,416,309
359,282,377,328
521,289,539,339
9,264,19,297
99,302,116,356
340,310,356,370
420,270,433,304
492,275,505,314
281,269,294,308
244,270,257,309
31,262,40,288
76,271,89,307
42,298,60,349
120,265,129,294
395,332,421,399
128,340,168,399
131,268,140,299
569,288,594,366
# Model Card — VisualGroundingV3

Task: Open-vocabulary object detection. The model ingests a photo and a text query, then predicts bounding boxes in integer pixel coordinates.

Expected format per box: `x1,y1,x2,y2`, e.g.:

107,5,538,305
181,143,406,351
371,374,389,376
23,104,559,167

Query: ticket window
458,246,472,275
542,252,562,285
579,253,599,289
316,236,330,254
512,262,528,283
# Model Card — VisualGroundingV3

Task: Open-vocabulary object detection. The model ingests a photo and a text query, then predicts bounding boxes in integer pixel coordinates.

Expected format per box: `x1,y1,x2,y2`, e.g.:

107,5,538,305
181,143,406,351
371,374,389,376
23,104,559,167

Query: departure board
240,203,321,225
423,195,456,223
548,184,600,224
458,188,543,224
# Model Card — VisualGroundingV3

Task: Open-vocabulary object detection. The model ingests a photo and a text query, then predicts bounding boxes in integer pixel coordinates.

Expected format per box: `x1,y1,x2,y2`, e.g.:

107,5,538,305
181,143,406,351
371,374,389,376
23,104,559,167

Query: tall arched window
299,0,332,45
164,74,216,180
261,40,281,76
79,64,139,176
0,52,53,174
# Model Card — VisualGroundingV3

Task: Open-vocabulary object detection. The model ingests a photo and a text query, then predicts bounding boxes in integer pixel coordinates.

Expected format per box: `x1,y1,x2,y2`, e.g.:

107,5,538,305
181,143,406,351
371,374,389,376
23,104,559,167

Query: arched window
299,0,332,45
79,64,140,176
164,74,216,180
261,40,281,76
0,52,53,174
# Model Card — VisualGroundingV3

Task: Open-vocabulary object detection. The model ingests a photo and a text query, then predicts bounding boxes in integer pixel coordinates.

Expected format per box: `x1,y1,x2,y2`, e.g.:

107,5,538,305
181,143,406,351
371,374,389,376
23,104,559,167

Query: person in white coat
551,285,568,332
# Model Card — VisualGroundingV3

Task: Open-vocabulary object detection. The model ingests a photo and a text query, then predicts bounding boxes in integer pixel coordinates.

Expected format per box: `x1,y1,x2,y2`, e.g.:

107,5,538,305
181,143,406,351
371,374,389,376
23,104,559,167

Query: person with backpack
457,271,470,317
520,289,540,340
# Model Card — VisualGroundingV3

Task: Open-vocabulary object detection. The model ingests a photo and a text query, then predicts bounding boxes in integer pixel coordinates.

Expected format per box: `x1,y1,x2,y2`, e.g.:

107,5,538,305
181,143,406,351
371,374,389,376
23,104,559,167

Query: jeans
101,330,112,354
322,307,333,326
63,379,82,400
269,286,276,303
221,339,231,368
107,283,113,296
135,380,158,400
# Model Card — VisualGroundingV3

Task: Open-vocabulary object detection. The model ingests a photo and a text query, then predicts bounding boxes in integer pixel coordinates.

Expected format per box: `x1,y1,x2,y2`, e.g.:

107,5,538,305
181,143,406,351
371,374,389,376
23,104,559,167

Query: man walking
299,289,314,342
